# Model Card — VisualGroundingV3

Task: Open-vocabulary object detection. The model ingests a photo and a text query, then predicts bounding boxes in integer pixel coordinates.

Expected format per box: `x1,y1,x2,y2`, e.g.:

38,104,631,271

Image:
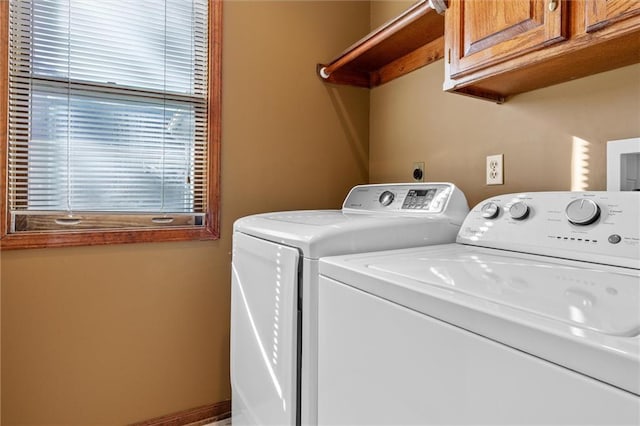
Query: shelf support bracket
429,0,448,15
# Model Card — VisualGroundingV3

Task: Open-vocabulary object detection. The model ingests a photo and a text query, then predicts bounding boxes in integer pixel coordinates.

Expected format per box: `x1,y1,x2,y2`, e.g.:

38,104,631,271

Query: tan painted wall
0,2,369,424
370,2,640,208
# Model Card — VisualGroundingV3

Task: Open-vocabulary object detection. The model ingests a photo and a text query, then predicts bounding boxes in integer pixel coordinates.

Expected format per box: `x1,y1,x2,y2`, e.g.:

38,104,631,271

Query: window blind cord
66,0,72,214
161,0,167,213
190,0,196,210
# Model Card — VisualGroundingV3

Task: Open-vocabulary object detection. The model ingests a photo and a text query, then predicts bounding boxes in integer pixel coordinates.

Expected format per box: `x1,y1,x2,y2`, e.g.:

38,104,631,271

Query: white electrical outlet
486,154,504,185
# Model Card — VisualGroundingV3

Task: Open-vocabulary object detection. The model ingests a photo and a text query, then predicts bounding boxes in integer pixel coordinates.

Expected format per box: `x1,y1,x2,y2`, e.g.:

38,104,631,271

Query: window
1,0,222,249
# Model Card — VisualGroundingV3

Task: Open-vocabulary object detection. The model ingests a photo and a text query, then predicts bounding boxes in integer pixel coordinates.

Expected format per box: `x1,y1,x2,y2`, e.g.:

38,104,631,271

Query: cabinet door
448,0,568,79
585,0,640,33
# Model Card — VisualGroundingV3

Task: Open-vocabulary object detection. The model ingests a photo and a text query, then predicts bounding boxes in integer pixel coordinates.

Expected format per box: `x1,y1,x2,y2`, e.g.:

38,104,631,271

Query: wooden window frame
0,0,222,250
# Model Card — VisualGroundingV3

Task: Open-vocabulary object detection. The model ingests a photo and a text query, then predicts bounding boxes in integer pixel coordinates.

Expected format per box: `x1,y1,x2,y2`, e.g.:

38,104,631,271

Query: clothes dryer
317,191,639,425
231,183,469,426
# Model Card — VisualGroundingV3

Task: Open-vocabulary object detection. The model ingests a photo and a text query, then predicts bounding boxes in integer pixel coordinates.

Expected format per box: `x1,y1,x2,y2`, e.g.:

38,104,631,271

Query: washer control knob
509,202,530,220
379,190,395,206
481,202,500,219
566,198,600,225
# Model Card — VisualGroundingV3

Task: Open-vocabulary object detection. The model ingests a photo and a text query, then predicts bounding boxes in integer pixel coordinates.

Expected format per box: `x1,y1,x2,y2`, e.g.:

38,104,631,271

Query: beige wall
0,2,369,424
370,2,640,208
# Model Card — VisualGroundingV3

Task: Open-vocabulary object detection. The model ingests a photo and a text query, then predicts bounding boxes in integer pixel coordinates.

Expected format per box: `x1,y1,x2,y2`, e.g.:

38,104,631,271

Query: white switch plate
486,154,504,185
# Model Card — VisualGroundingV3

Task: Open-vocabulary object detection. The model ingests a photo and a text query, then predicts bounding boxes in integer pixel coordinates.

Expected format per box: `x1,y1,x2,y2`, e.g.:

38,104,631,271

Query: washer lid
319,244,640,394
367,246,639,337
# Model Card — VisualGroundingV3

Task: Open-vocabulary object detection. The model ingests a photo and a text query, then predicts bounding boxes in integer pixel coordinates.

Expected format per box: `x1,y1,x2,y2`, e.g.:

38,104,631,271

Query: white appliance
230,183,469,426
607,137,640,191
317,191,640,425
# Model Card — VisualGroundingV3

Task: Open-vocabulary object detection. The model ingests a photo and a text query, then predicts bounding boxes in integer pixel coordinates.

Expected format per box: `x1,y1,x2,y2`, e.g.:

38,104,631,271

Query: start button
608,234,622,244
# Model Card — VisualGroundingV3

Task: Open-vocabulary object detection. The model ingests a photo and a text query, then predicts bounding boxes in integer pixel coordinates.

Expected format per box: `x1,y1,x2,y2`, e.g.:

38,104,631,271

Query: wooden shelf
317,0,446,88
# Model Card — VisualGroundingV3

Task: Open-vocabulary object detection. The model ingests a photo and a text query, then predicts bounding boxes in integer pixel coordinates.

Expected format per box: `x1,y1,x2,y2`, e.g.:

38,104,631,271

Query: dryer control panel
342,183,468,216
458,192,640,269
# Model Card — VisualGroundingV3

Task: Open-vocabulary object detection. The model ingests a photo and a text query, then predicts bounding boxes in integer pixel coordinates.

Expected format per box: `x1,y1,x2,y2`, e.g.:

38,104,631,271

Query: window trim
0,0,222,250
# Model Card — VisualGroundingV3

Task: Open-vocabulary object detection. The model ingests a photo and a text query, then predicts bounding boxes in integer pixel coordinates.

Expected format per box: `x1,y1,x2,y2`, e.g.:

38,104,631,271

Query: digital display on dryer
402,189,438,210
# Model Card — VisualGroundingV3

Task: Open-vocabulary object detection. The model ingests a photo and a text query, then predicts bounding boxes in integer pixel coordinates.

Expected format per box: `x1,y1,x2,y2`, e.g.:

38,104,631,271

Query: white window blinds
8,0,209,232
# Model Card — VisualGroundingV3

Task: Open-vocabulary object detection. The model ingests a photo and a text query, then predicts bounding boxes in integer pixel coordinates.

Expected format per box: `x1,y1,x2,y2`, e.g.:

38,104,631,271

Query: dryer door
231,232,300,426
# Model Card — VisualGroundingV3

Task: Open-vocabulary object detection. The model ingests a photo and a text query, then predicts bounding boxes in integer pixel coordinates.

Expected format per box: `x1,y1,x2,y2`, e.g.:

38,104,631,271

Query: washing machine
317,191,640,425
230,183,469,426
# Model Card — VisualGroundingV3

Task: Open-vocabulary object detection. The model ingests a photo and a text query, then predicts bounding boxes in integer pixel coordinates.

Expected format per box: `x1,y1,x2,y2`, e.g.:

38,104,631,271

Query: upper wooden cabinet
449,0,567,79
585,0,640,33
444,0,640,102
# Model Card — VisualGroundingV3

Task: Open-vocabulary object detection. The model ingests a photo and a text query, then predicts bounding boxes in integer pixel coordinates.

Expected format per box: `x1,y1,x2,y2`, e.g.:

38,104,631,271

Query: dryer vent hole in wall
486,154,504,185
412,162,425,182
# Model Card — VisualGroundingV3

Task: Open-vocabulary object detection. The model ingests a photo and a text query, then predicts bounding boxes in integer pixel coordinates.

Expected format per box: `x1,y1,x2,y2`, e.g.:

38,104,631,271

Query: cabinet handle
548,0,558,12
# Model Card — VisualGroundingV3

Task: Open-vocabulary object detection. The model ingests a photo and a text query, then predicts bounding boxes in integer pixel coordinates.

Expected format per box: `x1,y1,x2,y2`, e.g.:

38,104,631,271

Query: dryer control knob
509,202,530,220
566,198,600,225
379,190,395,206
481,202,500,219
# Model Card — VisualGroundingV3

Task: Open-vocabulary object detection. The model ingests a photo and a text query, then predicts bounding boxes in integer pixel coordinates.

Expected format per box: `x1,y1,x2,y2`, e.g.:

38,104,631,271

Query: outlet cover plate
486,154,504,185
